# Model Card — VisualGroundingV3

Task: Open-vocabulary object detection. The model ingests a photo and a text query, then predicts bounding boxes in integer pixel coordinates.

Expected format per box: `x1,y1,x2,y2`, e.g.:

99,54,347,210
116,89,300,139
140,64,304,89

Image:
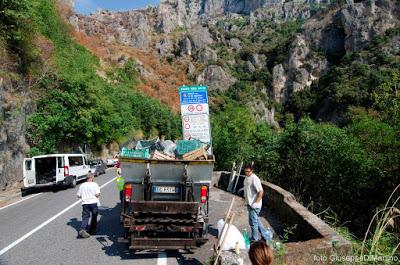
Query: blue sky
75,0,160,15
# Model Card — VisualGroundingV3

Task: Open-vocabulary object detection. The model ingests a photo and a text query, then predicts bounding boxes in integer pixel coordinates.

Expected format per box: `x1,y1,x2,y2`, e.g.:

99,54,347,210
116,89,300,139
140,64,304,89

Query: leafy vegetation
211,25,399,251
0,0,37,72
2,0,398,255
2,0,180,154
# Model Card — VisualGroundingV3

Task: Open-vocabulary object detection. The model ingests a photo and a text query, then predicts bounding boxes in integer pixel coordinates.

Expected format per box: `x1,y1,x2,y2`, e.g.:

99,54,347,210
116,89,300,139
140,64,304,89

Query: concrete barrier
217,172,353,264
262,181,352,264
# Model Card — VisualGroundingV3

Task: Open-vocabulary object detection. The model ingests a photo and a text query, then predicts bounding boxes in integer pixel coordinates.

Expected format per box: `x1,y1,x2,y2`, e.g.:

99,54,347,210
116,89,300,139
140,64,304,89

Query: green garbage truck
118,152,214,251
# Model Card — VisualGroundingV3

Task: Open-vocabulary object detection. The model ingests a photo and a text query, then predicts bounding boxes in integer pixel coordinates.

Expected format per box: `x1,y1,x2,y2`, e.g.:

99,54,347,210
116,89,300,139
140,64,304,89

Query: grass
360,184,400,264
322,185,400,265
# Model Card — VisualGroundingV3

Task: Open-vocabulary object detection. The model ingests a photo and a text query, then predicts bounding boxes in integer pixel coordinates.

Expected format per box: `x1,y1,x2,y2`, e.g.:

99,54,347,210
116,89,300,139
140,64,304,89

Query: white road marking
157,252,168,265
0,176,117,257
0,193,42,212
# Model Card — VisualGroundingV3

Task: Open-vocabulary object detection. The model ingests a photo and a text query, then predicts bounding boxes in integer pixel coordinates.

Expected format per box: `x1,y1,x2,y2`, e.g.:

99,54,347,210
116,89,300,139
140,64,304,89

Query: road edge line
0,193,42,212
0,176,117,257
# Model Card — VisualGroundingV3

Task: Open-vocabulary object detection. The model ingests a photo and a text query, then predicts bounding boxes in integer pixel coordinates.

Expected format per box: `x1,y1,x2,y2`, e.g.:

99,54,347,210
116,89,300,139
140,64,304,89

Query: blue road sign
179,86,209,105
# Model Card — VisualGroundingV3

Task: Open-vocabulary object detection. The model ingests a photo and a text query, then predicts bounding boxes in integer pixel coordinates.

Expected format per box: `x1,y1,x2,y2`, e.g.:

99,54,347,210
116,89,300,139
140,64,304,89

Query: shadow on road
67,203,206,263
21,185,73,197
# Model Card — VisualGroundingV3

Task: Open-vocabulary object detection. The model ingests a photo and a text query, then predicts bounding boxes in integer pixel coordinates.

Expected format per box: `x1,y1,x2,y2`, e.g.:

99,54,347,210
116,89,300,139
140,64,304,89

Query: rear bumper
122,201,208,250
22,182,58,189
130,201,199,214
129,238,202,250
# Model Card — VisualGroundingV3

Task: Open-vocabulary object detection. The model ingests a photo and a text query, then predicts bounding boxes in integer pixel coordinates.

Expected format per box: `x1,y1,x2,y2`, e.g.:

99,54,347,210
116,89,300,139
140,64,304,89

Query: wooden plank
151,150,175,160
183,147,207,160
213,198,235,260
232,161,243,194
227,162,236,192
214,212,236,265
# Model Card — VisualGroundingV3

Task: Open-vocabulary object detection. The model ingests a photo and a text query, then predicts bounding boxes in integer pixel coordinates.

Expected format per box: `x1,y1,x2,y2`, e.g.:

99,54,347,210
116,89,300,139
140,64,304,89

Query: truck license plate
153,186,179,193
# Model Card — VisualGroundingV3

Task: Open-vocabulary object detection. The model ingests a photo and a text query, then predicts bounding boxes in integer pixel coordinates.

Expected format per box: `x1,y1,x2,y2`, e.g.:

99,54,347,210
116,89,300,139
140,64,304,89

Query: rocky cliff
68,0,336,124
273,0,400,104
1,0,398,188
0,49,34,189
68,0,399,126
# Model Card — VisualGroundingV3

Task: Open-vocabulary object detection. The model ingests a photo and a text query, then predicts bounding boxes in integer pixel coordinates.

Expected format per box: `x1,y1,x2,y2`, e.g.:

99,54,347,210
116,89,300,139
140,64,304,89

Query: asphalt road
0,169,186,265
0,170,248,265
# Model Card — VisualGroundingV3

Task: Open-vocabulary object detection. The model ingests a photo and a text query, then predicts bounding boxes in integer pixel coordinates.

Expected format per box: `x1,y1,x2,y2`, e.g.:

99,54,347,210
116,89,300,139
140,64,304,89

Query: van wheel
70,177,77,188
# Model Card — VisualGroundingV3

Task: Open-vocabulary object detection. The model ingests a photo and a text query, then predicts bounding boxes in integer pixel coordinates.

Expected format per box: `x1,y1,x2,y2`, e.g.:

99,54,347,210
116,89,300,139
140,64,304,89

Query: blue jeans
247,205,272,242
80,203,98,233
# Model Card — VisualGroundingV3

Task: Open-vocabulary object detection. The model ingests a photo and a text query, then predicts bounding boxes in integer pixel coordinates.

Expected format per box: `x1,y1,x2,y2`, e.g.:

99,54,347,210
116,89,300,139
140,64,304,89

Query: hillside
57,0,400,240
0,0,181,188
1,0,399,251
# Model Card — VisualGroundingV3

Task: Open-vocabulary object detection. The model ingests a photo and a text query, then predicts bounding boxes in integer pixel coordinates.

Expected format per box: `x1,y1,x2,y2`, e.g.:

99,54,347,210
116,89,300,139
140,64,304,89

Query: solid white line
157,252,168,265
0,193,42,211
0,176,117,257
99,176,117,189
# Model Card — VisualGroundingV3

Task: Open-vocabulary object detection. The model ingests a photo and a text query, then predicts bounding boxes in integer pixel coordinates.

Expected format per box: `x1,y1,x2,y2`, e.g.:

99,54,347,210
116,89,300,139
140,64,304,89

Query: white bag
217,219,246,250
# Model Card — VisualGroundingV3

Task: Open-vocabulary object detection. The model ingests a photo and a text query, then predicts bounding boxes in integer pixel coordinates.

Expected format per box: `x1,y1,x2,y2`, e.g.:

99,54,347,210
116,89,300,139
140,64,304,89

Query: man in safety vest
116,173,125,203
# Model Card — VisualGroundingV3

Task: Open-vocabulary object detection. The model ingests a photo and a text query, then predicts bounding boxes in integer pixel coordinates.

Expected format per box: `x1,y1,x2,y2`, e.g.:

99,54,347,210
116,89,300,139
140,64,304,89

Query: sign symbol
188,105,195,112
184,132,191,139
185,124,191,129
196,105,203,111
183,116,189,122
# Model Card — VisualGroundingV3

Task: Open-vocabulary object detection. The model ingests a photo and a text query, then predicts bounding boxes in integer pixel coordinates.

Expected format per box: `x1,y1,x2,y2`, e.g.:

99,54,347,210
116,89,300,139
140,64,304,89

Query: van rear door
56,156,65,183
23,158,36,188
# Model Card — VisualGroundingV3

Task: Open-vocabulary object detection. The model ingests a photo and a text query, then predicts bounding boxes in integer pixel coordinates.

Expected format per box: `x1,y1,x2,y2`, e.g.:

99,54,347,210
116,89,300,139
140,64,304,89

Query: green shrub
25,0,180,153
0,0,37,71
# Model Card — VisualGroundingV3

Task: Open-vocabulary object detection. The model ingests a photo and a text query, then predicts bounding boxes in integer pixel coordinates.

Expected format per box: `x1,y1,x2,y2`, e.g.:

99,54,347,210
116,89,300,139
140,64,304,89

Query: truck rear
119,156,214,250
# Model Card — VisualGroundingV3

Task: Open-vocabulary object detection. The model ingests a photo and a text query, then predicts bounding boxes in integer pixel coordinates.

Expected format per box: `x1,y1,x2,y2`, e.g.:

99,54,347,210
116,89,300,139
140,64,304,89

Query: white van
23,154,90,189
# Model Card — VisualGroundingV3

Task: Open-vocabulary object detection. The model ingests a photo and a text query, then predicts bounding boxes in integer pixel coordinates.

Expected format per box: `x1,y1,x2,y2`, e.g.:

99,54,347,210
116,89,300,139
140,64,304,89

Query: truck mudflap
122,201,208,250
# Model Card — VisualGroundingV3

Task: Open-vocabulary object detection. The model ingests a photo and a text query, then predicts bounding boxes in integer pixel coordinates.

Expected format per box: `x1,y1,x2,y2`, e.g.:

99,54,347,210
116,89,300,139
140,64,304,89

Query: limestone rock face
203,0,225,17
179,37,193,56
188,25,214,51
249,0,331,24
229,38,242,50
197,47,218,64
0,76,33,188
196,65,236,91
64,0,400,127
248,99,279,128
71,8,156,48
272,64,287,103
157,0,190,33
250,54,267,69
156,37,172,56
188,62,196,76
244,61,256,73
339,0,399,52
271,0,399,103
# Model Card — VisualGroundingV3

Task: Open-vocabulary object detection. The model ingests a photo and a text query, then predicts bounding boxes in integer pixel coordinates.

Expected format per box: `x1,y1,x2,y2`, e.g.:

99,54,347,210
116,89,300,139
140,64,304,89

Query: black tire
21,189,28,197
69,177,77,188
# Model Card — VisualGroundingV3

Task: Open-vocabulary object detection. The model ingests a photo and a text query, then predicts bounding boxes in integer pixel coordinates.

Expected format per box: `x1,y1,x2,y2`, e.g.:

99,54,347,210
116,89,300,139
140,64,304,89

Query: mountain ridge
66,0,399,125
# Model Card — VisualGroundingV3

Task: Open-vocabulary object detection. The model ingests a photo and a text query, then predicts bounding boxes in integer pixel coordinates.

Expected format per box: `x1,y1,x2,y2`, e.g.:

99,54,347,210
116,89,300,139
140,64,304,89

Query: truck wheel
69,177,77,188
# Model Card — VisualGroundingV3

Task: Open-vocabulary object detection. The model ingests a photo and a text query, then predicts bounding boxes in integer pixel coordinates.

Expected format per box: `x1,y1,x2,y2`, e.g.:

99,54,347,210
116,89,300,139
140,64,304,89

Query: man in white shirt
244,163,272,243
77,174,100,238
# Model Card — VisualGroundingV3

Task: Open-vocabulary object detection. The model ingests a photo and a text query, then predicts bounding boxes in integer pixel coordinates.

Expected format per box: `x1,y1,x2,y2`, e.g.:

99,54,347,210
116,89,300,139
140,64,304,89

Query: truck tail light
125,184,132,202
64,166,69,177
201,186,208,204
134,225,146,231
